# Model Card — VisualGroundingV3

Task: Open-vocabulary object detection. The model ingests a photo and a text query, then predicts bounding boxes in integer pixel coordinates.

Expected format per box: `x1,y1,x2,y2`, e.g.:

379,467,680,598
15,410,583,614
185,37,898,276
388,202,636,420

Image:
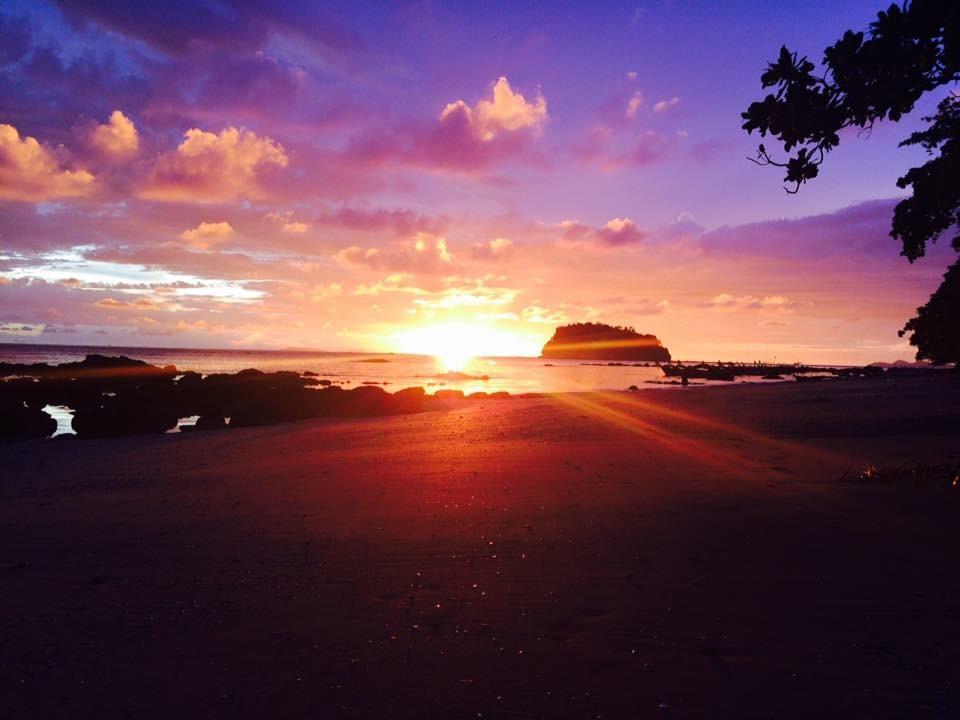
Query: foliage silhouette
742,0,959,363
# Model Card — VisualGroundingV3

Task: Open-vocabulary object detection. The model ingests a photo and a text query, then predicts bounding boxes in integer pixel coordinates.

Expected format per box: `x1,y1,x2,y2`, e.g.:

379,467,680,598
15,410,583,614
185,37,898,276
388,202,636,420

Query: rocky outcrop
541,323,671,362
0,355,511,439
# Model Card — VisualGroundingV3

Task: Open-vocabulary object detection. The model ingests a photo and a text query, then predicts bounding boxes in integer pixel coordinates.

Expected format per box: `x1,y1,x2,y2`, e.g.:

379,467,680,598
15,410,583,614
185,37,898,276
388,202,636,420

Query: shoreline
3,352,952,441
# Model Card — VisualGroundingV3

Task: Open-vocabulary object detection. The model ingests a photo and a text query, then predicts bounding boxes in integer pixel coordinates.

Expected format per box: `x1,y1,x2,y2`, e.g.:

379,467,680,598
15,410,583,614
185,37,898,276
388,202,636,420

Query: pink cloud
558,217,649,246
345,77,549,173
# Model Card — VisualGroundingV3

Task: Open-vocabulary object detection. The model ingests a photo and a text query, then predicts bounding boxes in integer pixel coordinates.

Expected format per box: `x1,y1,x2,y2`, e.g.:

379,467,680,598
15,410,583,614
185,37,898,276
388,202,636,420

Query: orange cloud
472,237,514,260
95,296,163,310
181,221,235,249
89,110,139,158
0,124,95,201
141,127,288,202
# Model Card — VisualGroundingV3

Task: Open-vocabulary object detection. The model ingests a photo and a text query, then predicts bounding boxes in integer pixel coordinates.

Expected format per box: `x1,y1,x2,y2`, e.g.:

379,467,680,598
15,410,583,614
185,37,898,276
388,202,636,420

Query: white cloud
653,97,681,113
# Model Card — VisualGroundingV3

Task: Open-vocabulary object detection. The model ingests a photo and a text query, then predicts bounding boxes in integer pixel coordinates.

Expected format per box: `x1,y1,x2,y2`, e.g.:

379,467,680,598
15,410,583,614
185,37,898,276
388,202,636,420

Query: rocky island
540,322,672,362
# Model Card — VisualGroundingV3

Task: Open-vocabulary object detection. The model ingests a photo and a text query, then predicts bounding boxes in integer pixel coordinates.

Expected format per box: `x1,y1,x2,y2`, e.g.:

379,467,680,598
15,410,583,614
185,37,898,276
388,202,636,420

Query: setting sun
392,322,540,371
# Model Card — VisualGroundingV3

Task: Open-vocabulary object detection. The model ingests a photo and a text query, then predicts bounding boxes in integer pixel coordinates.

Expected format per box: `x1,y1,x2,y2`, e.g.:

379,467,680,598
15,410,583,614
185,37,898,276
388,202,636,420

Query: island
540,322,672,362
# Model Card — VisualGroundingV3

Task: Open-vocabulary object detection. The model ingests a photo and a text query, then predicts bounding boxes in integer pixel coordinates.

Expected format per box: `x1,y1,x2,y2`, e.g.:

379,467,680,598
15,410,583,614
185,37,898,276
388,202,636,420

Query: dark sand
3,375,960,719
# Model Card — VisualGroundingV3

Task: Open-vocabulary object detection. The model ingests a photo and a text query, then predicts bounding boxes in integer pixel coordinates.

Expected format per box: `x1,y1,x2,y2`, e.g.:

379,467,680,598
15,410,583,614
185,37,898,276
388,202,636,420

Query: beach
3,374,959,718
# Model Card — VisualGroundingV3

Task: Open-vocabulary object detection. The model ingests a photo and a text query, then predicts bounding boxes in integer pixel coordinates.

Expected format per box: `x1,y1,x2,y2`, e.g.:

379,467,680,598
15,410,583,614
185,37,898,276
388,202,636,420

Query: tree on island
741,0,959,364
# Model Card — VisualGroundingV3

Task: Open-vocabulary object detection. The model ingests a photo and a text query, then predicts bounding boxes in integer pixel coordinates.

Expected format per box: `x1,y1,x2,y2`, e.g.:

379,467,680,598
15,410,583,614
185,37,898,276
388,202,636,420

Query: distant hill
867,360,932,368
541,323,671,362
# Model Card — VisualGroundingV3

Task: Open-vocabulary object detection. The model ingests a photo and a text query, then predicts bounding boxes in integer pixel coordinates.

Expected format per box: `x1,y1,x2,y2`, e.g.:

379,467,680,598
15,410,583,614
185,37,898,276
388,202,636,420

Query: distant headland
541,323,672,362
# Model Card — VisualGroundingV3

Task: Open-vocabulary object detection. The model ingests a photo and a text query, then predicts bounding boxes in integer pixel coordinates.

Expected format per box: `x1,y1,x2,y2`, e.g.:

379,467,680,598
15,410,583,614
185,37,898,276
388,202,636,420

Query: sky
0,0,954,363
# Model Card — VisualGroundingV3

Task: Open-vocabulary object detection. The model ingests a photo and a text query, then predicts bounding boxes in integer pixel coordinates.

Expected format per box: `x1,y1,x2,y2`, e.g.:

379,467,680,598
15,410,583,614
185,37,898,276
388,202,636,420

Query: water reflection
42,404,75,436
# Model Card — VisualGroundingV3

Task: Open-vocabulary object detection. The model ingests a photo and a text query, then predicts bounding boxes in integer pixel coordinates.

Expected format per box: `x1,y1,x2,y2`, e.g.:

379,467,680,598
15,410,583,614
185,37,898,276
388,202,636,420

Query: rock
433,389,465,402
541,322,671,362
627,385,640,392
194,414,227,431
390,387,427,414
72,396,178,437
0,402,57,440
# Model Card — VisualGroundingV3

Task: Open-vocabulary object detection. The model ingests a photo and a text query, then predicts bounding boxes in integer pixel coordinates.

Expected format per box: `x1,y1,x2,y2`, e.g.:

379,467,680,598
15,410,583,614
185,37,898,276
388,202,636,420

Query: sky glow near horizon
0,0,955,363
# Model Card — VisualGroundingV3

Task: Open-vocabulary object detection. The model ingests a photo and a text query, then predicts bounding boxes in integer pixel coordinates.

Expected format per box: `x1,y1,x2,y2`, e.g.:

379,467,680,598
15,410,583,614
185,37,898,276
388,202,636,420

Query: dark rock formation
541,323,671,362
0,355,513,439
0,403,57,440
193,415,227,431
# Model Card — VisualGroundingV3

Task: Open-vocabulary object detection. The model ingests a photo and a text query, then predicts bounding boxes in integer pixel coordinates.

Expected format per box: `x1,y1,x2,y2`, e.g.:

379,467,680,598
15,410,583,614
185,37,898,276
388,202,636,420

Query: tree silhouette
742,0,959,363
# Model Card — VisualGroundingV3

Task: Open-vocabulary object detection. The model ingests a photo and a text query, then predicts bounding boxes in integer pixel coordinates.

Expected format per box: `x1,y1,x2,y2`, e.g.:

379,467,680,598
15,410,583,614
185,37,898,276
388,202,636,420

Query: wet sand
2,375,960,718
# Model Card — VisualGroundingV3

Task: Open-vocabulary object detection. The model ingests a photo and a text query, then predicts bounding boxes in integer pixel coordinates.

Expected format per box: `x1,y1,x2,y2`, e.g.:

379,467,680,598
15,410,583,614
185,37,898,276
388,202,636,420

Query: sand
2,375,959,718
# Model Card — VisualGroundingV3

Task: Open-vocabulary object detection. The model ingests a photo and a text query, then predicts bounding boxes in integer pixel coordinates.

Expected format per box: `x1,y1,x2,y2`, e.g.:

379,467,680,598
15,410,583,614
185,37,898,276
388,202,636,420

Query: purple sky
0,0,953,362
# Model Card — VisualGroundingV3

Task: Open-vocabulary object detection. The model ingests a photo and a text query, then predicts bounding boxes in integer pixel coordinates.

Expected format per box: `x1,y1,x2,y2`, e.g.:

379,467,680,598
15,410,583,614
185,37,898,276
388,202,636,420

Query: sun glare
393,323,540,372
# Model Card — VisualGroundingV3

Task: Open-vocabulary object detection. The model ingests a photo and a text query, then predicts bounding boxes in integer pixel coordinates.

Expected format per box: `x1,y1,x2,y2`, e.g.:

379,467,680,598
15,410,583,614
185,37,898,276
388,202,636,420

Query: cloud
522,305,567,324
337,233,455,274
89,110,139,158
625,91,644,119
310,283,343,301
141,127,288,202
0,124,95,201
576,126,678,170
560,217,648,246
181,221,235,249
0,321,45,336
626,298,670,315
94,296,164,310
653,97,680,113
619,131,676,166
283,221,308,234
345,77,548,172
412,284,517,309
471,237,514,261
441,76,547,141
353,273,426,296
316,207,447,237
703,293,796,311
698,199,915,260
53,0,364,55
597,218,647,245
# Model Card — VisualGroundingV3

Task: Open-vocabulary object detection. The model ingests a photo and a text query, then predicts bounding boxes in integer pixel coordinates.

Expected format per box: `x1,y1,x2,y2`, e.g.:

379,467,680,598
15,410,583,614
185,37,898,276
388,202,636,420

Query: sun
392,322,540,371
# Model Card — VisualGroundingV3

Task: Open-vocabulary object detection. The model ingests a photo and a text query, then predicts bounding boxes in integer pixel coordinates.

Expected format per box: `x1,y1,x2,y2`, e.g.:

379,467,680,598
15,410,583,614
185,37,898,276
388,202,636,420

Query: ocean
0,343,677,394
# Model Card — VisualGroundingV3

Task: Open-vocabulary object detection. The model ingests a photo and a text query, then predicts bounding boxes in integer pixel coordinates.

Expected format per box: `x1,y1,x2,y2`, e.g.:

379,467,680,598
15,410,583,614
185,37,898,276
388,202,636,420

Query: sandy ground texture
2,374,960,719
